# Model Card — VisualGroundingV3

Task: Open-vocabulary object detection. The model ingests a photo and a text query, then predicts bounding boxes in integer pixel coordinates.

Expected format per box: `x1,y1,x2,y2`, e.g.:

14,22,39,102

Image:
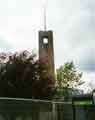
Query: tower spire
43,0,47,31
44,3,46,31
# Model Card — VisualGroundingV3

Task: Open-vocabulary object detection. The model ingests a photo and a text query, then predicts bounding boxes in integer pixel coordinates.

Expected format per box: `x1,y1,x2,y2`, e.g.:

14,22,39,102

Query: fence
0,97,73,120
0,97,94,120
73,104,95,120
72,94,95,120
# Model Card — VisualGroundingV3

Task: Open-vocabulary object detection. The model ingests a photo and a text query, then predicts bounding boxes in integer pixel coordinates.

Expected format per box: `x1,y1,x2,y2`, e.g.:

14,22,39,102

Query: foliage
56,62,83,89
0,50,55,99
55,62,84,100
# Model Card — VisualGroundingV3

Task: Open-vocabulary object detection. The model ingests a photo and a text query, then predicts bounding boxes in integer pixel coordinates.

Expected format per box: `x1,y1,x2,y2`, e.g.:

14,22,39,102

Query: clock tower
38,0,55,82
39,30,55,77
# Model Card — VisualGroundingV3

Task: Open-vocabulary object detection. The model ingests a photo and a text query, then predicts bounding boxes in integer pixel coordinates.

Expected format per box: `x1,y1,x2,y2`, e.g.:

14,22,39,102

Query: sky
0,0,95,90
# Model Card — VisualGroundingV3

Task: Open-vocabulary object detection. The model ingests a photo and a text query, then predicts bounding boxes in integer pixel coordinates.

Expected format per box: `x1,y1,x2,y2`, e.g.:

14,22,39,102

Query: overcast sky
0,0,95,87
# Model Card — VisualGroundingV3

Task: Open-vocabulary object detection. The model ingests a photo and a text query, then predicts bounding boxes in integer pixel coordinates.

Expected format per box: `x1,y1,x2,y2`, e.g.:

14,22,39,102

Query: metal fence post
52,102,57,120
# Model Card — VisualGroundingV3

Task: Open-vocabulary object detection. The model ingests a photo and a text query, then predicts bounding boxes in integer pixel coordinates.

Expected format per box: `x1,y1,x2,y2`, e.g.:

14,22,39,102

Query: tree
56,62,83,88
0,50,55,99
56,62,84,100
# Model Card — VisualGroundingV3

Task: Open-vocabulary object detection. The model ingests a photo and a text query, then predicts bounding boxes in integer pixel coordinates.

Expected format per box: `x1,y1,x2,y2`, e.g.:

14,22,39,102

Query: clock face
43,38,48,44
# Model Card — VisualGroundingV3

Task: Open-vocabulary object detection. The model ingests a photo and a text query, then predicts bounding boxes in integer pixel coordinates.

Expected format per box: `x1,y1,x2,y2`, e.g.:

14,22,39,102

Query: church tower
39,30,55,77
38,1,55,79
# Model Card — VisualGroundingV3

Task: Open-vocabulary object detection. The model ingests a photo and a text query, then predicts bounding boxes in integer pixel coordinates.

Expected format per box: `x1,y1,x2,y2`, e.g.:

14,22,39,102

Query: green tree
56,62,83,88
56,62,84,100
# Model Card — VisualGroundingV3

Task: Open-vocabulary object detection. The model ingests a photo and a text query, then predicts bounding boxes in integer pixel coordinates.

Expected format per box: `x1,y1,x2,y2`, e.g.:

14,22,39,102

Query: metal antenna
43,0,47,31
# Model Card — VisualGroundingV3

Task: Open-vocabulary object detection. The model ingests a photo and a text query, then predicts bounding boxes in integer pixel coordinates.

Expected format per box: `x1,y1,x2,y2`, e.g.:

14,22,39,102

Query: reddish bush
0,50,55,99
